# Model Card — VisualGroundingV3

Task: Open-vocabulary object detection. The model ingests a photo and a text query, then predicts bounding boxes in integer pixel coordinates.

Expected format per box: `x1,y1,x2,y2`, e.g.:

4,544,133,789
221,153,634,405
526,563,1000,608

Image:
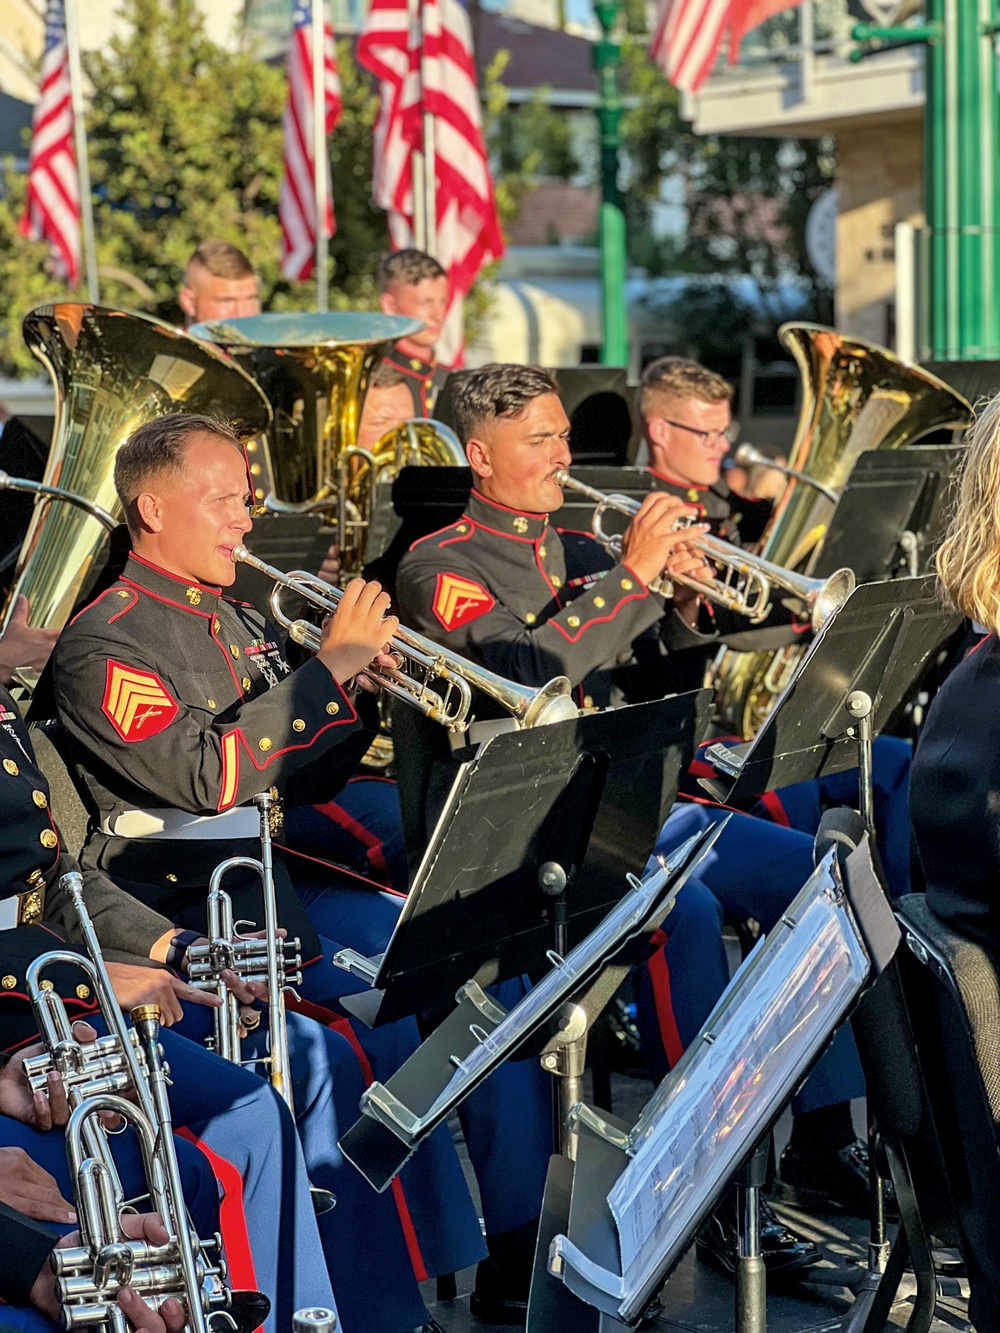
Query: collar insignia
186,587,202,605
512,516,529,534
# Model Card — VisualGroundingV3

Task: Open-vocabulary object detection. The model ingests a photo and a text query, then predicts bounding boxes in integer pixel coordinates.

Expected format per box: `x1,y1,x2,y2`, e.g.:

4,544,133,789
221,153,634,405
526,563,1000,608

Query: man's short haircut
369,363,410,392
115,414,242,534
638,356,733,421
185,239,255,282
378,249,447,290
452,364,559,444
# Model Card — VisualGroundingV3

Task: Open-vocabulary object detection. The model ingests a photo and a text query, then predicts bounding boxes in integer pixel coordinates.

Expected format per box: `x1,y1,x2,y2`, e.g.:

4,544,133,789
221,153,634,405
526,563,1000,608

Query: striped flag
18,0,81,286
358,0,504,366
279,0,342,282
650,0,802,92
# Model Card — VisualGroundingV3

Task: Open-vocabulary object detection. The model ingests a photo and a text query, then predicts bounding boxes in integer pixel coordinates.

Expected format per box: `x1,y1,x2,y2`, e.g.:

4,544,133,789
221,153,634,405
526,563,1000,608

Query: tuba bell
713,324,974,738
3,304,272,686
190,312,432,579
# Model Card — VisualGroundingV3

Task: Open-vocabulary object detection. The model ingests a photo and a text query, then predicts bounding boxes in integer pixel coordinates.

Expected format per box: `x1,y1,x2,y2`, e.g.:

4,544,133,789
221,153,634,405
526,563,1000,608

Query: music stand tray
537,838,894,1328
335,691,712,1026
339,821,727,1191
700,579,960,805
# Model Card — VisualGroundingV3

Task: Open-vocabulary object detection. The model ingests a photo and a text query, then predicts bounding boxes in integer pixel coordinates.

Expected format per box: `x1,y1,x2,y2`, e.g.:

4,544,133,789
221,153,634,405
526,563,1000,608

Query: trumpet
25,873,231,1332
553,471,855,633
230,544,579,732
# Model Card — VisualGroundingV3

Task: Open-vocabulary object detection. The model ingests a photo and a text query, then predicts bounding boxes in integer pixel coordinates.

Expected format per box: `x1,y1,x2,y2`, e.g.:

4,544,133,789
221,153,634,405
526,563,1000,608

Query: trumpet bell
4,304,272,674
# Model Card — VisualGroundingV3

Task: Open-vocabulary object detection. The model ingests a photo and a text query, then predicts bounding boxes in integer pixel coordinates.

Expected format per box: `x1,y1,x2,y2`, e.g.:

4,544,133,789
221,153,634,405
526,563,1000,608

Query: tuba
3,304,272,686
190,312,435,579
714,324,974,737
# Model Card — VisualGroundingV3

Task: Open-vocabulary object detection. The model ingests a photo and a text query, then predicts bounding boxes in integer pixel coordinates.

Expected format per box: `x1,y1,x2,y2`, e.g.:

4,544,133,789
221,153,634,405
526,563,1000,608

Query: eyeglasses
657,417,739,447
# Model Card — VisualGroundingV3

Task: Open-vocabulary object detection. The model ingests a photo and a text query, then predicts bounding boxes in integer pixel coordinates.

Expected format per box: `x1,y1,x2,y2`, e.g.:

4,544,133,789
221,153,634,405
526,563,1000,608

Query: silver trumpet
230,544,579,731
25,873,230,1332
554,471,855,633
186,792,336,1215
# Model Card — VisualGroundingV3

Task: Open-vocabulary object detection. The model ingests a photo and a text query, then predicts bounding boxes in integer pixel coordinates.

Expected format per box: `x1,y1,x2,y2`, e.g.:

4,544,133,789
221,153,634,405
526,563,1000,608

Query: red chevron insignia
102,660,178,741
432,572,495,632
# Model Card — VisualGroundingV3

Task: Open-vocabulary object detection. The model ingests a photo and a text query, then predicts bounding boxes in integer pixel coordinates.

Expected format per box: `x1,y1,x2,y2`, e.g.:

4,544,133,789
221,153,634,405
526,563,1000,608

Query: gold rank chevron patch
102,660,179,742
432,572,495,632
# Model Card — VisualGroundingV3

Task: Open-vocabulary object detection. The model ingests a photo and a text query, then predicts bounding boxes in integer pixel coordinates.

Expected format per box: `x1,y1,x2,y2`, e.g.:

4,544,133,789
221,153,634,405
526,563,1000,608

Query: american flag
18,0,81,286
358,0,504,365
279,0,343,281
650,0,802,93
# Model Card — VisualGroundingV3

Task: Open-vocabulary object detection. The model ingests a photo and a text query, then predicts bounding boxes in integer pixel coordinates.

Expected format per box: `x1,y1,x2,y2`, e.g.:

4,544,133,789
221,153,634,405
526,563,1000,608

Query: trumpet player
0,665,353,1330
393,361,908,1267
51,413,557,1328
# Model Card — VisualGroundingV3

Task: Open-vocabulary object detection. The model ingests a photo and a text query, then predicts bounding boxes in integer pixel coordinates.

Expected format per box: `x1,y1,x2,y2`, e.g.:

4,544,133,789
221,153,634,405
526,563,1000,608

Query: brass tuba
190,312,434,579
3,304,272,685
714,324,974,737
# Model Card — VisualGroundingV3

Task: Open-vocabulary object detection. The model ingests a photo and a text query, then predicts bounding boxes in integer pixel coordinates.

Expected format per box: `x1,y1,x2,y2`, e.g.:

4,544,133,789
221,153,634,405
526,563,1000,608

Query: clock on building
805,190,838,287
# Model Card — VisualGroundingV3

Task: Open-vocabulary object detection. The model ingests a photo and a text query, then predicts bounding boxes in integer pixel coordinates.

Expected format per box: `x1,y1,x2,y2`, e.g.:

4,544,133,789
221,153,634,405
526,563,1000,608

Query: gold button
247,439,258,453
258,737,272,751
242,677,252,692
584,695,594,709
539,546,546,558
117,589,130,599
166,873,178,882
207,699,216,710
292,719,306,732
456,524,468,534
32,790,47,809
593,596,606,609
40,979,54,991
250,463,261,476
76,984,90,1000
567,616,580,628
213,619,220,633
550,575,562,588
3,759,18,776
269,787,279,799
39,829,57,850
525,613,536,625
325,702,340,716
621,578,634,591
1,975,15,989
26,870,43,887
230,645,241,659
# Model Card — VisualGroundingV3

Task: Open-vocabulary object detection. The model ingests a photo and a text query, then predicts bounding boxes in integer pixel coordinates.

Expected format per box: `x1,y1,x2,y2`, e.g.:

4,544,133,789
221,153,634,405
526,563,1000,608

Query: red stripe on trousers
647,928,684,1068
312,799,392,884
288,993,429,1282
176,1127,260,1328
757,790,791,827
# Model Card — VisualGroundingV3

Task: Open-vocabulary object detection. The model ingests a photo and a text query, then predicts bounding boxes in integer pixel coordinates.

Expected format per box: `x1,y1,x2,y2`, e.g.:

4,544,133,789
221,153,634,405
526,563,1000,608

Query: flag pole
420,0,436,260
311,0,329,311
63,0,99,303
407,0,427,250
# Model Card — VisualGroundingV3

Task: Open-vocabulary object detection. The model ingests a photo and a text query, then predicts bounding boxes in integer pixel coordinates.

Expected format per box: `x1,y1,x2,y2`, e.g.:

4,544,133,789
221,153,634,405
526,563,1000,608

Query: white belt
101,806,260,841
0,887,44,930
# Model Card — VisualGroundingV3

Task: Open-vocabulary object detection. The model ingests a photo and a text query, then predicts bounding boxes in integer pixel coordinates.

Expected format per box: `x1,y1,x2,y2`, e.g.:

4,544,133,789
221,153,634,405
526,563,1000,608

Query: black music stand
815,446,964,583
699,578,961,818
335,690,712,1028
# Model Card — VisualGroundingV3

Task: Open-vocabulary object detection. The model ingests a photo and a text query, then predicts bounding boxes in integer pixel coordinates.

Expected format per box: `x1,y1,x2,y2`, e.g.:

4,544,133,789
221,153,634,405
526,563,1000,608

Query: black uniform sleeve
397,553,668,690
0,1200,58,1306
44,855,174,963
55,632,365,816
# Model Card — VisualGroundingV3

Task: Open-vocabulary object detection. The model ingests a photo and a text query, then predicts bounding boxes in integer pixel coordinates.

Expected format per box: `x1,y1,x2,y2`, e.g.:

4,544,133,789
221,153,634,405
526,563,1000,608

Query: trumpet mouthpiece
231,543,249,564
733,443,765,469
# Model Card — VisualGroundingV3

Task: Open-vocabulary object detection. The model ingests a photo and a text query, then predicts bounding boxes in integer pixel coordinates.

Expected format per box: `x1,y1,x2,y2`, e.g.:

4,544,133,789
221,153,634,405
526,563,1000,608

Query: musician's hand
0,1146,77,1224
106,961,222,1027
0,595,59,686
316,577,399,685
353,647,403,694
178,928,284,1006
0,1032,81,1128
317,541,341,586
619,493,708,589
31,1215,188,1329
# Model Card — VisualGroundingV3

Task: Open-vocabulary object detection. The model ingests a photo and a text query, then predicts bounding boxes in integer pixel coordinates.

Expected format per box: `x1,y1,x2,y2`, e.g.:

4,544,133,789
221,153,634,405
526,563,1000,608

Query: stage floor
420,1073,972,1333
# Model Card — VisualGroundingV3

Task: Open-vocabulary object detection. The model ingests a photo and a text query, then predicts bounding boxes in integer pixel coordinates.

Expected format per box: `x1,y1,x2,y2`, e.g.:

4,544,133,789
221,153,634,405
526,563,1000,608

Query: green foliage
495,88,580,182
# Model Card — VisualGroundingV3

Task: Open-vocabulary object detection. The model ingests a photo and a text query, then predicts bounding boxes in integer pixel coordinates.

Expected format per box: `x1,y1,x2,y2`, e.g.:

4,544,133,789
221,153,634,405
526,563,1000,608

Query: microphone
813,806,867,867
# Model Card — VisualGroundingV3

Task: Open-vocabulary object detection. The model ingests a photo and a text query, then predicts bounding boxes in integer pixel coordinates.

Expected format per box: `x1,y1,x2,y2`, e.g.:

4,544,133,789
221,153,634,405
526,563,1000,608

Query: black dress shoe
469,1255,529,1325
229,1290,271,1333
695,1196,821,1281
774,1138,896,1217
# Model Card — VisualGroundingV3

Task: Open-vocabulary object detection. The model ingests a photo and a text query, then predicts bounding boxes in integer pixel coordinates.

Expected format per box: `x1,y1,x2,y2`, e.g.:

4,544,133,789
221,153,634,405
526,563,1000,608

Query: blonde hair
638,356,732,423
936,392,1000,630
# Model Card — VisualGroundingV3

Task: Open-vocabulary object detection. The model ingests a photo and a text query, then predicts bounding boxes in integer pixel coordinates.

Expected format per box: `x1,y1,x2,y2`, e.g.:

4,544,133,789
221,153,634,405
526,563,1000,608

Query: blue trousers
173,1005,435,1333
295,879,552,1240
287,777,408,892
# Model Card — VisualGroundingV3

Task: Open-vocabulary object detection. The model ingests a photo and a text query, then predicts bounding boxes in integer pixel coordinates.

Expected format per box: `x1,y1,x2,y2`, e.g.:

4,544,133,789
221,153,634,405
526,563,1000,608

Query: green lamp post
592,0,629,366
854,0,1000,360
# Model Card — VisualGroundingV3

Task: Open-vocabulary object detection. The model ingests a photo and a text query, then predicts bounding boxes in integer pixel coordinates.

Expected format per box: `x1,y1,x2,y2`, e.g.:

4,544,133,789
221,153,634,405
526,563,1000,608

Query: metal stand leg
542,1013,589,1159
734,1141,768,1333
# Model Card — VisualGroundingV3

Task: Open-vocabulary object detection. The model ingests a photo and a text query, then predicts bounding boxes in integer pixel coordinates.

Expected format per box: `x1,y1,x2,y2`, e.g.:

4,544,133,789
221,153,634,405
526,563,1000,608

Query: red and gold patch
432,572,495,632
102,660,178,741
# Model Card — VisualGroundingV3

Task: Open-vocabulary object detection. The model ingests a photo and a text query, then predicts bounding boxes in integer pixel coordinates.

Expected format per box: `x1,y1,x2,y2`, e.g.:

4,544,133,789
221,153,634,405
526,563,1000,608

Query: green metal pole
593,0,628,366
855,4,1000,360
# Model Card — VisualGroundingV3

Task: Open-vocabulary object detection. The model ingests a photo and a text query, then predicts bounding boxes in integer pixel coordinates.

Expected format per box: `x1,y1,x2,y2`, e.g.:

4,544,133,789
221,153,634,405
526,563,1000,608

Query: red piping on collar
129,553,225,597
122,578,214,620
